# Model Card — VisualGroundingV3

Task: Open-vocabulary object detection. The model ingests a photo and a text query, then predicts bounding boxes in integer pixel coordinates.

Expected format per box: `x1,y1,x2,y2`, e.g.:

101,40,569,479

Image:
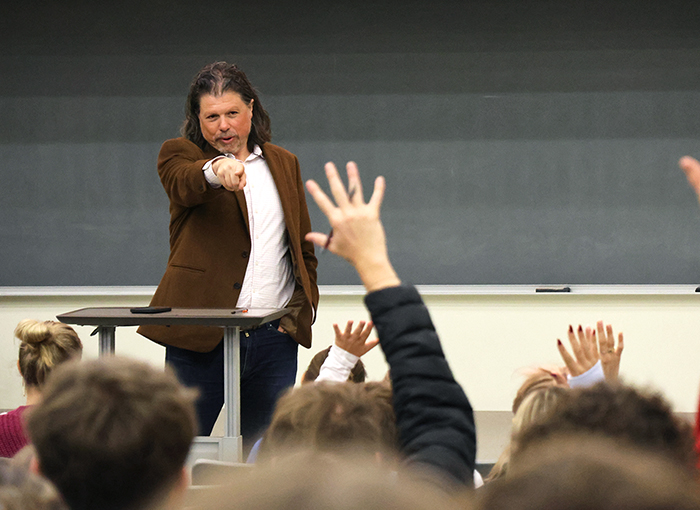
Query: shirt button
233,282,241,290
241,251,249,258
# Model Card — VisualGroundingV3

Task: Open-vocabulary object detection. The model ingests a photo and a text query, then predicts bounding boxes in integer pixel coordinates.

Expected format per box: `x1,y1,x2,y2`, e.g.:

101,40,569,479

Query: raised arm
680,156,700,205
305,162,476,487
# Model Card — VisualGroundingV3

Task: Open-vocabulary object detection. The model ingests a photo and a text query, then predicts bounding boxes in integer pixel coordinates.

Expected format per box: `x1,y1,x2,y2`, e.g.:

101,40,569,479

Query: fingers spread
305,179,336,217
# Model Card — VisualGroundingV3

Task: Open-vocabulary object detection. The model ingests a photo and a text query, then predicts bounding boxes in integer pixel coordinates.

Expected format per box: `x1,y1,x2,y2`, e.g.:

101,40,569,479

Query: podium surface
57,307,289,463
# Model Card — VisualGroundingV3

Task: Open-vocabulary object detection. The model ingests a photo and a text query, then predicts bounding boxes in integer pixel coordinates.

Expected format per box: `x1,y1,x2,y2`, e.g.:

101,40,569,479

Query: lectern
56,307,288,462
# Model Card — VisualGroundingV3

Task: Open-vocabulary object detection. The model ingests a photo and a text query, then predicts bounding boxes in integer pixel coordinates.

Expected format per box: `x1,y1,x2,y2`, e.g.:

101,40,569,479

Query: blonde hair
487,386,568,483
511,366,568,414
15,319,83,388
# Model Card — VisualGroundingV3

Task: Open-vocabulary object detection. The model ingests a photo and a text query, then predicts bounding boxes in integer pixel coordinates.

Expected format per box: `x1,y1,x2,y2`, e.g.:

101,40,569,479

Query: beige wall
1,286,699,462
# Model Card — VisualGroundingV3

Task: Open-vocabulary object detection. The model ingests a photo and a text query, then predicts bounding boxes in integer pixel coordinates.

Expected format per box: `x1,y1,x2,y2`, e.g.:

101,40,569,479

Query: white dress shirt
203,146,295,310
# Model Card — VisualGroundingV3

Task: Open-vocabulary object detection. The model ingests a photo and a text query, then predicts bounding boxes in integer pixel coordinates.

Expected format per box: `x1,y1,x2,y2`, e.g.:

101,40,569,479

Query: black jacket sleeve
365,284,476,487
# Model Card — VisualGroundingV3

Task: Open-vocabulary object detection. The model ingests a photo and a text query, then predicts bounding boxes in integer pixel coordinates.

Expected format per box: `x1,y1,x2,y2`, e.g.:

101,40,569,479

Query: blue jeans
165,319,298,450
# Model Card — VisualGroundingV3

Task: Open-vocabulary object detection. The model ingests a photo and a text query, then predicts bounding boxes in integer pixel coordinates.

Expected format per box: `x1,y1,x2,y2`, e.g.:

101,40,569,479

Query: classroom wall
1,287,698,462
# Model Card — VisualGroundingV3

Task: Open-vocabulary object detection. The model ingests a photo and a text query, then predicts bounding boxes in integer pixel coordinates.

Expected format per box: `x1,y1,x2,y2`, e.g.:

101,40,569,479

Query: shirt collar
245,144,264,162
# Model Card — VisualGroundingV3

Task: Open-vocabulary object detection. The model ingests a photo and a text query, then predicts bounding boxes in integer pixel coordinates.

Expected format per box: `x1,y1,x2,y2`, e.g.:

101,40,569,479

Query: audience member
0,456,68,510
302,320,375,383
477,434,700,510
512,381,697,474
196,452,465,510
557,320,624,385
302,161,476,487
486,386,568,482
302,347,367,383
259,380,397,461
0,319,82,458
25,357,197,510
679,154,700,474
488,321,622,482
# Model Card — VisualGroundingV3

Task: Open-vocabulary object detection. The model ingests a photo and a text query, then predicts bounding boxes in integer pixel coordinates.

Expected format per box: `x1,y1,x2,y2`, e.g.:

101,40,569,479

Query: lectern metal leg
223,326,242,462
98,327,116,356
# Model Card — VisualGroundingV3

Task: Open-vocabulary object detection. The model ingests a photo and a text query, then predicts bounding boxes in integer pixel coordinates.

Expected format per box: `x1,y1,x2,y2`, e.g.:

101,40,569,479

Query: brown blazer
137,138,319,352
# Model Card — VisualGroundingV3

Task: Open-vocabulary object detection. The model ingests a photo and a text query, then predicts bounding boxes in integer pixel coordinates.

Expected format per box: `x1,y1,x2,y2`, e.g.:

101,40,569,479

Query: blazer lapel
262,145,294,233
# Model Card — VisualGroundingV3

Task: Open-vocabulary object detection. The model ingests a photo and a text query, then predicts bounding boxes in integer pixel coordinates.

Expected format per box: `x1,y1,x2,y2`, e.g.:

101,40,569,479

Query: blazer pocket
169,263,206,275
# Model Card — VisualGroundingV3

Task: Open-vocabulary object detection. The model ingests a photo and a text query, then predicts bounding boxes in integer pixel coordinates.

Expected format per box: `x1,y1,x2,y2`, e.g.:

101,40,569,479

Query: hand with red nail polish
556,323,599,377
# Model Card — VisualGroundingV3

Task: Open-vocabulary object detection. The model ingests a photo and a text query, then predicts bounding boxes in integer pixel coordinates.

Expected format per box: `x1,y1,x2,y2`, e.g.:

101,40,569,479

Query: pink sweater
0,406,30,457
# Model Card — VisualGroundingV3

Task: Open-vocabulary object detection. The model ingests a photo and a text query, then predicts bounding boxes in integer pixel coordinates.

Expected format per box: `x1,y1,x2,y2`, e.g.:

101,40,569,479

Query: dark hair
477,435,700,510
26,357,197,510
182,61,271,151
513,382,697,473
302,347,367,384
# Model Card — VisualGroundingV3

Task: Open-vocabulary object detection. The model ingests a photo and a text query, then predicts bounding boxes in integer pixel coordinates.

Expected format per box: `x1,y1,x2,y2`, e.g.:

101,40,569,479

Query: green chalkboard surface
2,0,700,286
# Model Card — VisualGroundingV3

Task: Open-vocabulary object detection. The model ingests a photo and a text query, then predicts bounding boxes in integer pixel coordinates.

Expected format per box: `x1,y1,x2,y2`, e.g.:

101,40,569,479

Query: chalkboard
2,0,700,286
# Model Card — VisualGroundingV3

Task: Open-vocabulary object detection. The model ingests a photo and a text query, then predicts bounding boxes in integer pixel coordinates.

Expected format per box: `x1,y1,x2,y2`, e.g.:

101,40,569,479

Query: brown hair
477,435,700,510
26,356,197,510
15,319,82,388
198,451,464,510
513,382,697,473
302,347,367,383
182,61,271,152
0,456,67,510
259,381,397,461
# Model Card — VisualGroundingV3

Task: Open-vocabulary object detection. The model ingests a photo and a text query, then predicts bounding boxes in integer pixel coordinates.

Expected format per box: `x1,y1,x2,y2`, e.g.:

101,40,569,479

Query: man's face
198,91,254,158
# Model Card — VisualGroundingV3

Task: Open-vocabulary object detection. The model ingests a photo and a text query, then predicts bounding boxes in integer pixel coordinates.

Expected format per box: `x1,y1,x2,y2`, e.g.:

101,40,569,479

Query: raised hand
333,320,378,357
557,324,599,377
305,161,400,292
596,320,624,381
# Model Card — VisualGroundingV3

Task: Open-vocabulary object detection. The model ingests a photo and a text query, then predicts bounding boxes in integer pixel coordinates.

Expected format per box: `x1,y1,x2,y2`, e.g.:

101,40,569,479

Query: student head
511,366,568,414
477,435,700,510
26,356,198,510
198,451,463,510
259,381,397,462
301,346,367,383
15,319,83,390
512,382,697,473
0,456,67,510
487,386,568,482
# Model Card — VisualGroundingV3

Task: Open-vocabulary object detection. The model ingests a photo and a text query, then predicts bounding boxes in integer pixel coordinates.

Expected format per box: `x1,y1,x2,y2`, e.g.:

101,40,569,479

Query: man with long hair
138,62,318,448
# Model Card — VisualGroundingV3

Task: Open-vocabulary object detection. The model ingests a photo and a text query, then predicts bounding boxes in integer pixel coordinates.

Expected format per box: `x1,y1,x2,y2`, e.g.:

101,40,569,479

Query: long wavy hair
181,61,272,152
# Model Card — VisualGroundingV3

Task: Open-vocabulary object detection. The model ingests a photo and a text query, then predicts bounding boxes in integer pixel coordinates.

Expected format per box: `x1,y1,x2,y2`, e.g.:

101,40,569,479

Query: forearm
158,139,222,207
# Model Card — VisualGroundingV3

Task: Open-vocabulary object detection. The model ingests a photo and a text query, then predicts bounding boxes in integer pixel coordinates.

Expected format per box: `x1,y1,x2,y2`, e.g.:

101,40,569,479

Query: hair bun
14,319,52,346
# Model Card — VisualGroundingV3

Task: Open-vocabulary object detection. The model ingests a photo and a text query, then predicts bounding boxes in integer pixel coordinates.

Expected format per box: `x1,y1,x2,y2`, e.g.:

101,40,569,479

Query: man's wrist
203,156,226,187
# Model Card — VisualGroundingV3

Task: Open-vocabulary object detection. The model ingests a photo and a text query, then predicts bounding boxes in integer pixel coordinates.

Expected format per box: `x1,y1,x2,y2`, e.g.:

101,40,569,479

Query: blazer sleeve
157,138,224,208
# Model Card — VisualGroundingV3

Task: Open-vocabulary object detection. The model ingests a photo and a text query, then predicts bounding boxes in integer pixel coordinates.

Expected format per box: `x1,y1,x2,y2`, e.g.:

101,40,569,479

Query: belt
239,318,281,333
